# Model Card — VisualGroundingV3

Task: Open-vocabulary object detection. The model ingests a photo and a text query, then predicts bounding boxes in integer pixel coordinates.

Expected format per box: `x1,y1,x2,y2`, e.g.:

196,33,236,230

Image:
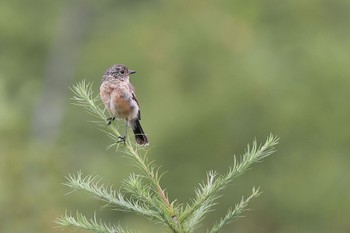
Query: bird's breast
112,90,138,120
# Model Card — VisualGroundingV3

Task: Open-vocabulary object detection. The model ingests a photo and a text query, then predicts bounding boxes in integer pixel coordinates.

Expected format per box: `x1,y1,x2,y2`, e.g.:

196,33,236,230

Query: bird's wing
132,92,141,120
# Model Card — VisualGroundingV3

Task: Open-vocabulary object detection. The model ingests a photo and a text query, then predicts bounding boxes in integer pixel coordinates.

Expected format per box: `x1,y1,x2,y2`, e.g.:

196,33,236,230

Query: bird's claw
117,136,126,145
107,117,115,125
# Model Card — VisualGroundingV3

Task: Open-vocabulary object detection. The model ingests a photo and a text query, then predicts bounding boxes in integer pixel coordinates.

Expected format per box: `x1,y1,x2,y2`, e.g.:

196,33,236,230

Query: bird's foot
117,136,126,145
107,117,115,125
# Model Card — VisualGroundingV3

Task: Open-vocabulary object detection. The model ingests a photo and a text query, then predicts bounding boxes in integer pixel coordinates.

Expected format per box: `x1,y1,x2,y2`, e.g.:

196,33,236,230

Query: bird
100,64,148,146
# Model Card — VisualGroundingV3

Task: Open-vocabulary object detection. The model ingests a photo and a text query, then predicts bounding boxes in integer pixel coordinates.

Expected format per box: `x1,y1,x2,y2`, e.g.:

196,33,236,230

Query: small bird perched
100,64,148,146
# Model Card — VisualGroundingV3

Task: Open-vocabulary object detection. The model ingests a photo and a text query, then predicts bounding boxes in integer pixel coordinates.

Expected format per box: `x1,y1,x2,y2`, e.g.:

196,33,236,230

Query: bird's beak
128,70,136,75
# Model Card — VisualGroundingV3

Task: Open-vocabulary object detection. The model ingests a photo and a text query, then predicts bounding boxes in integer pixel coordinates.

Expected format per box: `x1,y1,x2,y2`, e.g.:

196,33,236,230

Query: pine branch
121,173,179,228
180,171,220,232
70,80,106,126
229,134,278,177
180,134,278,229
64,172,159,218
208,187,261,233
56,211,128,233
122,173,153,203
59,81,279,233
123,149,175,215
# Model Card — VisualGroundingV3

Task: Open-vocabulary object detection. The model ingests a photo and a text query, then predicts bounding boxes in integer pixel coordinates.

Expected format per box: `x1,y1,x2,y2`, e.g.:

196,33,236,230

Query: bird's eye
120,70,125,74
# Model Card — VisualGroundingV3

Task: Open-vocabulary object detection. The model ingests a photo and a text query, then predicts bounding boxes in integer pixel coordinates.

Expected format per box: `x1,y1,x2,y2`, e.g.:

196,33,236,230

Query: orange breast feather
115,96,131,117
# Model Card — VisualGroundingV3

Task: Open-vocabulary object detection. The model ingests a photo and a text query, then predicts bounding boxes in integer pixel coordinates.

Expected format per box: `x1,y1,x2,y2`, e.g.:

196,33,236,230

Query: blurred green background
1,0,350,232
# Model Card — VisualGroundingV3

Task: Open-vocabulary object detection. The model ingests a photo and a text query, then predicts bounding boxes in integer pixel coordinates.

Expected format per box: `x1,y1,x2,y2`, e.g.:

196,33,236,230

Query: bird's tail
131,119,149,146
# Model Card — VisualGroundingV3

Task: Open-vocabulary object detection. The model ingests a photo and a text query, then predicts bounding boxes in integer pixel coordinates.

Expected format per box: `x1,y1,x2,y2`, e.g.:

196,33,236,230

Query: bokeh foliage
1,0,349,232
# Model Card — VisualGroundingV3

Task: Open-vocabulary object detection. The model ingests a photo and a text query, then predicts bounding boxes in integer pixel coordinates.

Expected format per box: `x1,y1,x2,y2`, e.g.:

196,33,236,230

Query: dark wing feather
132,93,141,120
